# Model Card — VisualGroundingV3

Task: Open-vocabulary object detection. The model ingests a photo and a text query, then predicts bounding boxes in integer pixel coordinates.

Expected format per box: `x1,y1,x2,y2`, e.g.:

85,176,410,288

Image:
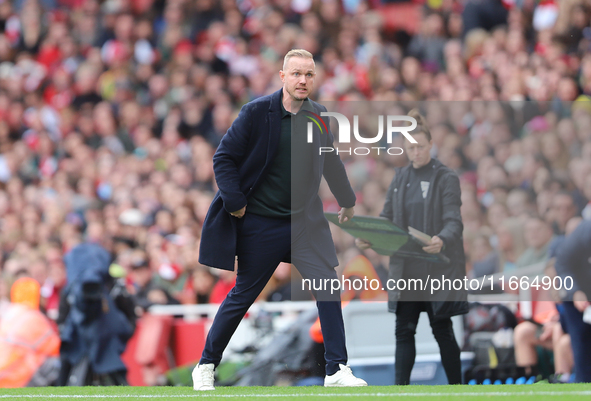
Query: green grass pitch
1,384,591,401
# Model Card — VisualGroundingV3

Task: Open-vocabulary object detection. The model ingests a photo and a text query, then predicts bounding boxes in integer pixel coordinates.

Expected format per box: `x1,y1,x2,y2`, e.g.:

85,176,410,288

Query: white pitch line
2,391,591,398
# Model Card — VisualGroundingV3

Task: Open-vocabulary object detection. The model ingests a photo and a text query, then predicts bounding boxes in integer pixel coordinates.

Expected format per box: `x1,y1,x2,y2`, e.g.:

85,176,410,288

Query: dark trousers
395,301,462,385
562,302,591,383
200,213,347,375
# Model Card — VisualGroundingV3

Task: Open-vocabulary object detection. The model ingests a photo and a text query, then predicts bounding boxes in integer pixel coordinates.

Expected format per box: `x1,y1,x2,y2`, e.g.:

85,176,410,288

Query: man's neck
282,87,304,114
412,158,432,169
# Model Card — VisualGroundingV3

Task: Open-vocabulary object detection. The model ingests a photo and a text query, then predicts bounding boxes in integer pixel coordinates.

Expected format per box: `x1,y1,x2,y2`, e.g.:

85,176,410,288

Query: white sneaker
192,363,215,391
324,364,368,387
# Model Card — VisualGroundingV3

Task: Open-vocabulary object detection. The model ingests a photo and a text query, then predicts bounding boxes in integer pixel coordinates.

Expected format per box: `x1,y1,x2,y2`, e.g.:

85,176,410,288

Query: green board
324,213,449,264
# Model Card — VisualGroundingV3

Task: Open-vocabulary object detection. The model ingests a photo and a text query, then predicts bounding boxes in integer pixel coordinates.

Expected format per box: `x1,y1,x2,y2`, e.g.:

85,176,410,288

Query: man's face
405,132,432,168
280,56,316,101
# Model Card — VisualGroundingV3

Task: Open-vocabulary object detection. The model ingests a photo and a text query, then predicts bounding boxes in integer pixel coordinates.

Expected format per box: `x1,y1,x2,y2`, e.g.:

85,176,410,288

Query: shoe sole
324,384,368,387
193,386,215,391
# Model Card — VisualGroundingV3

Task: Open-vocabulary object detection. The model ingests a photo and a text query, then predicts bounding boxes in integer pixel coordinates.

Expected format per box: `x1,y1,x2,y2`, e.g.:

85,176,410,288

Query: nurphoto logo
306,112,418,156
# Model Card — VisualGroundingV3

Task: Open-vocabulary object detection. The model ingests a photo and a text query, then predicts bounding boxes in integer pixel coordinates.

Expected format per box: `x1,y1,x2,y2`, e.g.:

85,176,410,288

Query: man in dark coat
193,49,367,390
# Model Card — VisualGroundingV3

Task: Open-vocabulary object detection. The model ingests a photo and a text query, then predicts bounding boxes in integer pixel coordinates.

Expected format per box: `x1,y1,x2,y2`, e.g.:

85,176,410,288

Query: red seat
121,314,174,386
171,319,207,367
122,314,208,385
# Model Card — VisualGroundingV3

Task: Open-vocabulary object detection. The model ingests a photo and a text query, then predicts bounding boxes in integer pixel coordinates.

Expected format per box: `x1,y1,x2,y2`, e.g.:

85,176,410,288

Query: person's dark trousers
394,301,462,385
562,301,591,383
200,213,347,376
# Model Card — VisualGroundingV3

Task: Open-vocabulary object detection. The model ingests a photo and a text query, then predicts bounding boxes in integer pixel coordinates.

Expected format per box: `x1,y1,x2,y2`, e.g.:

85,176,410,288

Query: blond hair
408,108,431,141
283,49,314,70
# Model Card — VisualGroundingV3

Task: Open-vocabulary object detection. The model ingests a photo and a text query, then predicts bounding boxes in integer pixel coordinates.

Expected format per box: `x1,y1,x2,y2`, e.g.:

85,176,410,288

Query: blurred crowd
0,0,590,335
333,98,591,283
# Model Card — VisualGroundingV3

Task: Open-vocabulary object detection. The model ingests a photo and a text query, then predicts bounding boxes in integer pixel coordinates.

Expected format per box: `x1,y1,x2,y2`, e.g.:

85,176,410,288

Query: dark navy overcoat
199,89,356,271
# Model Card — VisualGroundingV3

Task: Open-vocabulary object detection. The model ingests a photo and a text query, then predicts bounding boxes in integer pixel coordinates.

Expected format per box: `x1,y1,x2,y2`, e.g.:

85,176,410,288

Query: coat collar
265,89,283,167
400,157,444,174
271,88,315,115
269,88,282,112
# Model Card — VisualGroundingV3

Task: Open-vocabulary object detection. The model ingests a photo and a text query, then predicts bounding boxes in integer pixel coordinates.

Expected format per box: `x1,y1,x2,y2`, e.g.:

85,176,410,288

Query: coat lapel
423,160,442,233
266,89,282,166
309,103,322,182
395,166,409,227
